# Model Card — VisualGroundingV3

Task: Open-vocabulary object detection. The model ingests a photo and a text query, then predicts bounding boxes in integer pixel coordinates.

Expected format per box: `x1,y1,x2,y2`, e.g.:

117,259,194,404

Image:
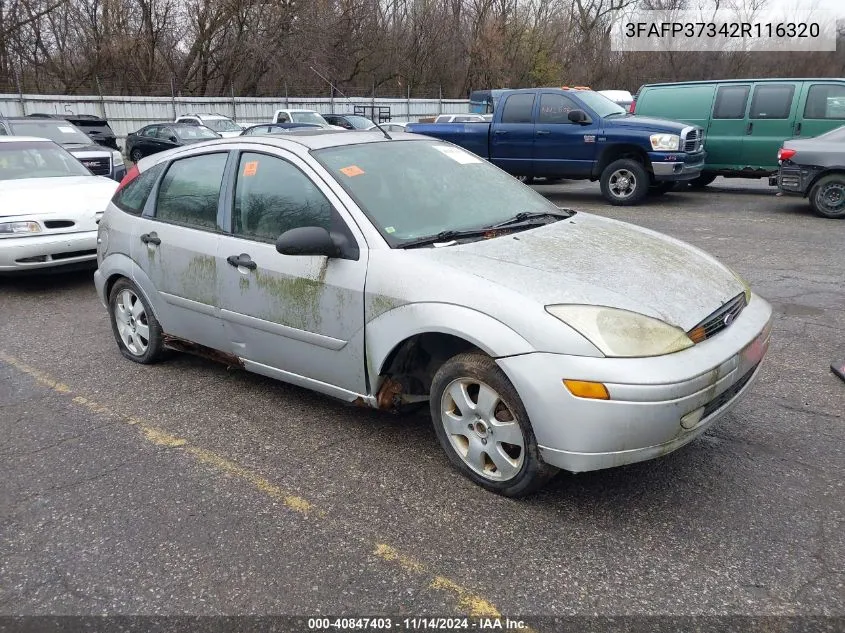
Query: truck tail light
628,100,636,114
778,148,796,161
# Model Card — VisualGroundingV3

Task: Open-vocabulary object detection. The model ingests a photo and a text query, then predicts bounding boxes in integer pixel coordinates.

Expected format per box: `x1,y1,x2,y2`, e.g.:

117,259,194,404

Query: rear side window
501,94,535,124
539,94,580,123
804,84,845,119
713,86,750,119
155,153,228,230
750,84,795,119
113,163,165,215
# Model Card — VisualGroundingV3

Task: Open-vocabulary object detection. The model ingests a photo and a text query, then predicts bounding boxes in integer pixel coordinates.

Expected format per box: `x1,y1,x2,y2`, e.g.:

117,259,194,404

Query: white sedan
0,136,118,272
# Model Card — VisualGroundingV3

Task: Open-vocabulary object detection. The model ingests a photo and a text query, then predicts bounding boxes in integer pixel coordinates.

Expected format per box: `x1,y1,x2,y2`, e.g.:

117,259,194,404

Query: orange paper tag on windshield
340,165,365,177
243,161,258,176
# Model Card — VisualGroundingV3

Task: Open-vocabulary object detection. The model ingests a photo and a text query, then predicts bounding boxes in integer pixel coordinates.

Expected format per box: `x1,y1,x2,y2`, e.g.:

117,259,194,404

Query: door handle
536,130,551,136
140,232,160,245
795,121,802,135
493,130,508,135
227,253,257,270
746,122,753,135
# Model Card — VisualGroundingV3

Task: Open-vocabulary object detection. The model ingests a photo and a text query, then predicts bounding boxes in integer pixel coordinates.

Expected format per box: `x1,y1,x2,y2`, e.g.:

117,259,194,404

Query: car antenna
310,65,392,140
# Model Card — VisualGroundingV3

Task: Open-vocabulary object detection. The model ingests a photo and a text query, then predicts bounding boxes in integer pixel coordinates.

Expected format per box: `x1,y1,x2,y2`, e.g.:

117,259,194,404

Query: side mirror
168,136,178,143
567,109,591,125
276,226,350,259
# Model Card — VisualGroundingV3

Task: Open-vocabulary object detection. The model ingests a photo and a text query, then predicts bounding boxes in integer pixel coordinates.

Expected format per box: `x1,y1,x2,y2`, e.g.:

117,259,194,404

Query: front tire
809,174,845,219
108,278,166,364
600,159,649,206
129,148,144,163
430,352,557,496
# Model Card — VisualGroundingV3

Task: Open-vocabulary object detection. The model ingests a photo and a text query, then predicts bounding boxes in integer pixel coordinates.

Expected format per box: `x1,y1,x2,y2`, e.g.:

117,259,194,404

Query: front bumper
497,293,773,473
777,164,818,195
650,150,706,182
0,231,98,272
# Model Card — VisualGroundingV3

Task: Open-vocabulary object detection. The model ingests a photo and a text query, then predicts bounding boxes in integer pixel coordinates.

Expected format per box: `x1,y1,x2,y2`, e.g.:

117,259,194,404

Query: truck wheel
687,173,717,189
600,159,649,206
430,351,557,497
648,182,676,196
809,174,845,219
516,175,535,185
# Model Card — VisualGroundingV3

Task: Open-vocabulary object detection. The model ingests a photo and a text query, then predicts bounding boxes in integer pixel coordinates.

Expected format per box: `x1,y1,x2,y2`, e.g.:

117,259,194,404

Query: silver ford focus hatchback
95,131,772,496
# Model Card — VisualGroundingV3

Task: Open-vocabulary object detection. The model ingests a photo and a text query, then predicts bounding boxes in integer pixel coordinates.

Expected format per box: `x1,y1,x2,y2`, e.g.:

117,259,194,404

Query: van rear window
804,84,845,120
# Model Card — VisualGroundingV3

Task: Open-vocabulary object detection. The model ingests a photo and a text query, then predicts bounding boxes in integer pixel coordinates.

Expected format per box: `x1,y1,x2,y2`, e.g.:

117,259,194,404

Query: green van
631,78,845,187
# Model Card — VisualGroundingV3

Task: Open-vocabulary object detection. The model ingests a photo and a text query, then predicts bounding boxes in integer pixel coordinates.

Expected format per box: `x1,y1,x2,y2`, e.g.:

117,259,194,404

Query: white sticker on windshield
58,126,76,133
433,145,482,164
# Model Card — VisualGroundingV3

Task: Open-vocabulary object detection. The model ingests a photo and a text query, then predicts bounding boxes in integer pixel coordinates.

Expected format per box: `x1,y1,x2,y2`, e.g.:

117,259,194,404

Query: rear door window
154,153,228,230
113,163,165,215
804,84,845,119
501,94,536,124
749,84,796,119
713,86,750,119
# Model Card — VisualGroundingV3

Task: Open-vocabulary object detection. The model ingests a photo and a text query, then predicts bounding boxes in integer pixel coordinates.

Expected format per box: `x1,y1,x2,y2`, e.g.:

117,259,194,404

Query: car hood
605,115,693,134
64,143,112,155
0,176,118,218
413,213,744,331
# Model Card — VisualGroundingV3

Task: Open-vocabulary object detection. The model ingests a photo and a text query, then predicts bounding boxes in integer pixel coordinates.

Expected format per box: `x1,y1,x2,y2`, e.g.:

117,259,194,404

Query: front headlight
112,150,124,167
546,305,694,357
650,134,681,151
0,221,41,236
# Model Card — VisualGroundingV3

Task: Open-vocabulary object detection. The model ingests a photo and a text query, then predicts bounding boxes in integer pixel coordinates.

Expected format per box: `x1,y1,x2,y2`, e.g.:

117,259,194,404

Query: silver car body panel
95,133,773,472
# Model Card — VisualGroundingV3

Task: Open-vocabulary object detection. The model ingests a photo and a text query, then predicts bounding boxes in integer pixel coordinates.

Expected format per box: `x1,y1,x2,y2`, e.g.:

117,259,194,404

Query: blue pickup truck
407,88,706,206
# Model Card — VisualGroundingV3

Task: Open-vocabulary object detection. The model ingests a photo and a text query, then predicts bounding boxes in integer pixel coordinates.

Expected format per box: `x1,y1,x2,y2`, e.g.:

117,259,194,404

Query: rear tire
809,174,845,218
600,158,649,206
687,172,717,189
516,175,535,185
430,352,557,497
108,278,166,364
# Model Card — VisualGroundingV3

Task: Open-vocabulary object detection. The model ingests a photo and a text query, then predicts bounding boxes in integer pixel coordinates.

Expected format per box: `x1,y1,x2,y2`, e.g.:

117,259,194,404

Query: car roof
178,113,229,118
0,135,57,143
153,130,426,154
3,117,70,123
642,78,845,88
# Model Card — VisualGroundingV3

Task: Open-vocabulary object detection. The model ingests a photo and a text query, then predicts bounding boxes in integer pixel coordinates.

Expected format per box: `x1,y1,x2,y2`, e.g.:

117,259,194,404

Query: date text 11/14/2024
307,617,530,630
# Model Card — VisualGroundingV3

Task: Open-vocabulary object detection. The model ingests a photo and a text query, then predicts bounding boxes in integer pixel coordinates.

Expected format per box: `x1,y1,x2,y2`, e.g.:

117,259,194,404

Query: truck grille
701,363,759,418
683,128,702,152
687,293,747,343
79,156,111,176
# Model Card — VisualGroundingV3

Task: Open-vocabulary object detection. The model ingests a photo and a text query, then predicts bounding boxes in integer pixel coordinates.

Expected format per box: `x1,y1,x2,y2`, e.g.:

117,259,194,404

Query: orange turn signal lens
562,379,610,400
688,325,707,343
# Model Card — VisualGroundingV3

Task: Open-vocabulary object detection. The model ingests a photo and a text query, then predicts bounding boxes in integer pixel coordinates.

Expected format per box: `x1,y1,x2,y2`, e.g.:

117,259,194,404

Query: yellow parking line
0,351,503,619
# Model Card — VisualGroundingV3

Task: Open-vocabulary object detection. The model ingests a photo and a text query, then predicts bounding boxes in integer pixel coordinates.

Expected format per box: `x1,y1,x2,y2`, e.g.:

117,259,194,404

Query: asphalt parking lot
1,177,843,623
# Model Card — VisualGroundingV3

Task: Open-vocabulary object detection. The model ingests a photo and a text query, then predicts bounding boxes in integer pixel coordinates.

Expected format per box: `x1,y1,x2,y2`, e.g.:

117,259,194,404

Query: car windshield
0,141,92,180
313,140,564,246
9,121,93,146
203,118,242,132
176,126,220,140
291,111,329,125
577,91,627,118
343,115,374,129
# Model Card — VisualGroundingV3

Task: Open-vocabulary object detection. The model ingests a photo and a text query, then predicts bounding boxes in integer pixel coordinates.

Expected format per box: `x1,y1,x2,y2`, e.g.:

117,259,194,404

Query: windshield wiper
488,209,573,229
398,229,494,249
604,111,626,118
